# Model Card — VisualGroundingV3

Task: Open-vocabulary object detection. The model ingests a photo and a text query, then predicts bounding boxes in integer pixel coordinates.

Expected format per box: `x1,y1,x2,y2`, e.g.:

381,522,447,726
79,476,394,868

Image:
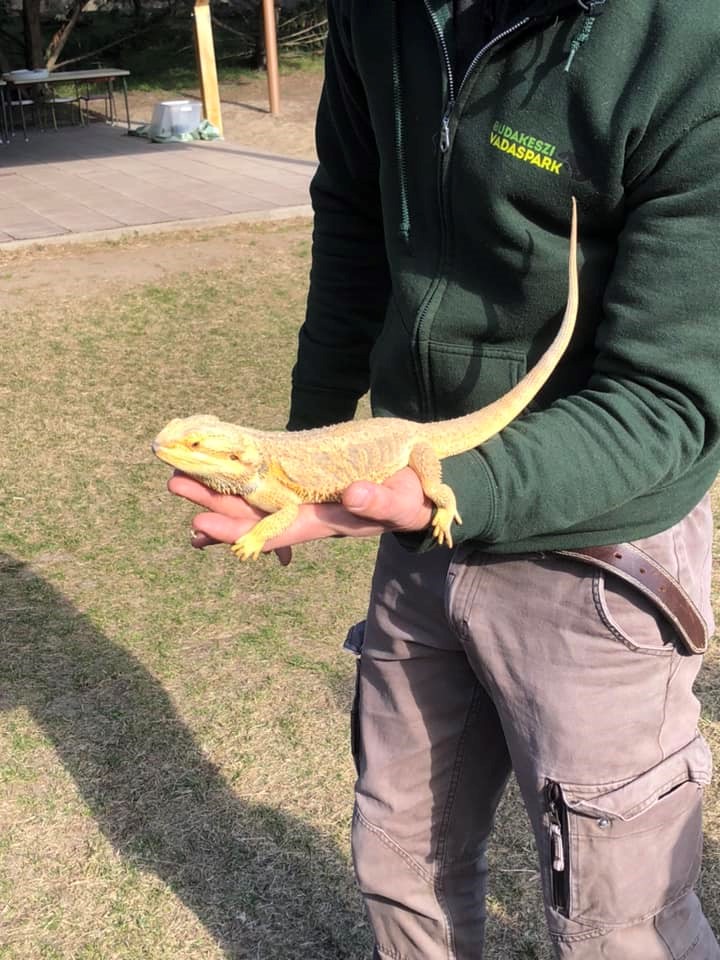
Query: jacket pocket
427,341,526,420
369,300,424,420
546,735,712,928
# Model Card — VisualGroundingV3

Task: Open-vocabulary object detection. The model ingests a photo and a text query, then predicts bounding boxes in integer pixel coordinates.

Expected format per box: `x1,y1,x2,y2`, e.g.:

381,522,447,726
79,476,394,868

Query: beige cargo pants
349,496,719,959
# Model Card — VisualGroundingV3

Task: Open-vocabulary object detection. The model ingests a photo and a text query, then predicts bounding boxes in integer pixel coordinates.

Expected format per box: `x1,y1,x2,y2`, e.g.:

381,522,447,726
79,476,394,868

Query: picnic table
0,68,131,142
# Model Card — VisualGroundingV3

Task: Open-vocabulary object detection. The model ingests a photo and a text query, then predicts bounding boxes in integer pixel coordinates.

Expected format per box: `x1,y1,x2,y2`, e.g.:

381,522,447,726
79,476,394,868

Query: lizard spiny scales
153,200,579,560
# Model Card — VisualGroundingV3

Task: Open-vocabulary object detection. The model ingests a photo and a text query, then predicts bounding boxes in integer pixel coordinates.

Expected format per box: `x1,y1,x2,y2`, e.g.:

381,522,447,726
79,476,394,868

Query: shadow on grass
0,552,368,959
4,548,714,958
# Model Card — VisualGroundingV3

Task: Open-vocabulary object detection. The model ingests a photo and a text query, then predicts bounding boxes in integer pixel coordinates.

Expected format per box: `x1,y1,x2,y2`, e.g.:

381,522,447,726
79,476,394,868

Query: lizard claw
431,507,462,549
231,532,266,561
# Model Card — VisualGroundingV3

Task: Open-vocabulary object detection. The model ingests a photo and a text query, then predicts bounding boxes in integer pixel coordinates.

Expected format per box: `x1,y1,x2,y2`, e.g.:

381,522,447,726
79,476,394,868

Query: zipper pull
546,781,566,872
550,823,565,872
439,100,455,153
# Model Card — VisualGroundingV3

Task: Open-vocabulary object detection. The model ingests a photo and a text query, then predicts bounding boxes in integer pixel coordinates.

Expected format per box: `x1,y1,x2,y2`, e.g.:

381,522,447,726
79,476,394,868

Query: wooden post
193,0,223,135
261,0,280,116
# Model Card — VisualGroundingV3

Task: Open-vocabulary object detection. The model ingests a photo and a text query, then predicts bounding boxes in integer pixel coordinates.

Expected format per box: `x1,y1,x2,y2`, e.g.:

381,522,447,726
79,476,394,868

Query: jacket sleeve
441,112,720,547
287,0,390,431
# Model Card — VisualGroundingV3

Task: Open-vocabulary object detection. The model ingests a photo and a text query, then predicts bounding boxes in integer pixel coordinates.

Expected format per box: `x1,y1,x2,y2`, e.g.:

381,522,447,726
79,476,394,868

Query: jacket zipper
546,781,570,915
413,6,535,418
437,17,533,154
392,1,411,241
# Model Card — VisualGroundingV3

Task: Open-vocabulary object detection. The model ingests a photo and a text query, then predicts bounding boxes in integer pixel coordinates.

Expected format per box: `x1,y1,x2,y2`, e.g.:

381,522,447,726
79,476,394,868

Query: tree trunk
22,0,44,69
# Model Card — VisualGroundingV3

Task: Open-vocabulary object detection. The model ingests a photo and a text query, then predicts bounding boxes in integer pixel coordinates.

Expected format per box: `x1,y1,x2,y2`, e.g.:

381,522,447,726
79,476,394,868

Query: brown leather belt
555,543,709,655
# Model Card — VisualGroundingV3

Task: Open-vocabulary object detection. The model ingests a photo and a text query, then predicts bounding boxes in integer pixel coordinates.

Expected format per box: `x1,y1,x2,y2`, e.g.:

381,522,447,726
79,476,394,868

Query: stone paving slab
0,123,315,244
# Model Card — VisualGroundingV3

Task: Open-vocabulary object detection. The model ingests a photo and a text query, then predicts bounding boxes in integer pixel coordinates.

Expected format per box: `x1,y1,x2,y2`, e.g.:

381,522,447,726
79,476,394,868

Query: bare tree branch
280,35,325,49
280,19,327,43
211,15,252,41
211,12,327,52
45,0,94,71
273,7,317,32
54,8,175,70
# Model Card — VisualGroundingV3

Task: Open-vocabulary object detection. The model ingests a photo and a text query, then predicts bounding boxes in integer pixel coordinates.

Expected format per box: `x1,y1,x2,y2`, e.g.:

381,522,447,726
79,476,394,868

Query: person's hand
167,467,434,565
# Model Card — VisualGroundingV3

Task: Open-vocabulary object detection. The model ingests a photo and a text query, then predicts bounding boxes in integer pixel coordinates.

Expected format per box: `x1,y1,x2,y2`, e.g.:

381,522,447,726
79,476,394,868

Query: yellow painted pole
262,0,280,116
193,0,223,136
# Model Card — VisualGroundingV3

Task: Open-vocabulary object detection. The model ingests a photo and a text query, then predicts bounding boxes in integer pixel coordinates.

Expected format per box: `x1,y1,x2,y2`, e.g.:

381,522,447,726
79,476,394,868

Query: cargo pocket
344,621,366,775
545,735,712,928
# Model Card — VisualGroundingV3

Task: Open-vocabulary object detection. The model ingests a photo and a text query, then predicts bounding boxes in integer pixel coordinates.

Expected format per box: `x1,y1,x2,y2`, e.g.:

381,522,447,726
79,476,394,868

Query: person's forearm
443,117,720,550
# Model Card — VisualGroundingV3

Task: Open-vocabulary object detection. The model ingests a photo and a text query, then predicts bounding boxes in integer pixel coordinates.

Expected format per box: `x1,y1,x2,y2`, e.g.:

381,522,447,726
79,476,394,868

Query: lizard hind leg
408,443,462,548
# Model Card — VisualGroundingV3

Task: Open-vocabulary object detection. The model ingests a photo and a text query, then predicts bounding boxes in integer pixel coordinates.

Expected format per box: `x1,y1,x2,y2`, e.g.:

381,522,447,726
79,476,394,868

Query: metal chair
46,85,85,129
6,85,43,141
75,76,116,124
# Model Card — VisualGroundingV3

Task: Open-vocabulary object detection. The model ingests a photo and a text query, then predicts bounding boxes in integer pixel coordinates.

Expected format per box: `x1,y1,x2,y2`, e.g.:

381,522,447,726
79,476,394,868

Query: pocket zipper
546,781,570,915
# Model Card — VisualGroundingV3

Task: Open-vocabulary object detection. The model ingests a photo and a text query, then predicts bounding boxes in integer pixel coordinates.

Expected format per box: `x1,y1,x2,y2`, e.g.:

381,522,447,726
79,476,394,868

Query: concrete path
0,123,315,245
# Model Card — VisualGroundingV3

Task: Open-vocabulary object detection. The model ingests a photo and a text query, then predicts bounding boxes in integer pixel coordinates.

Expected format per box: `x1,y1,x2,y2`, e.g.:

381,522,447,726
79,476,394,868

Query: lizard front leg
231,475,303,560
408,443,462,548
231,503,301,560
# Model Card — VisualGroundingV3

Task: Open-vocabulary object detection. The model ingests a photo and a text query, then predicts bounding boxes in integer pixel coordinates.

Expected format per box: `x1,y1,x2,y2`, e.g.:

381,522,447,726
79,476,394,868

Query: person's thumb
342,481,396,520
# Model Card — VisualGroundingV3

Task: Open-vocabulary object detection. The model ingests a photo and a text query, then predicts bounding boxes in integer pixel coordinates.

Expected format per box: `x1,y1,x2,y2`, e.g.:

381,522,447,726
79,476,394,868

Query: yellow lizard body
153,201,578,560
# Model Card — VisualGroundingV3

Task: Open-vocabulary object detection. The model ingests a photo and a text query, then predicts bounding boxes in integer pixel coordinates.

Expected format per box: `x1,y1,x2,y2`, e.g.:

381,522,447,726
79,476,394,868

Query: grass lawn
0,221,718,958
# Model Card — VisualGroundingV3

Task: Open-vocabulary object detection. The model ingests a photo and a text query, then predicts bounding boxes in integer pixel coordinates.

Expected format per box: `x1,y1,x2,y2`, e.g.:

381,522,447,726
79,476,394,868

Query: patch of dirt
129,66,323,161
0,218,312,307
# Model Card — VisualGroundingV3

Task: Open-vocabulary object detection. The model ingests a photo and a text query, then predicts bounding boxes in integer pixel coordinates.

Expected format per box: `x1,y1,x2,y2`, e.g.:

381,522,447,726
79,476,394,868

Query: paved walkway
0,123,315,245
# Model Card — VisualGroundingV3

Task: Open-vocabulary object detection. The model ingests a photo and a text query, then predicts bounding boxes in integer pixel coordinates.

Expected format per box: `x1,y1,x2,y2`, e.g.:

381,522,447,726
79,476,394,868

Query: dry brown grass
1,221,372,959
0,222,718,959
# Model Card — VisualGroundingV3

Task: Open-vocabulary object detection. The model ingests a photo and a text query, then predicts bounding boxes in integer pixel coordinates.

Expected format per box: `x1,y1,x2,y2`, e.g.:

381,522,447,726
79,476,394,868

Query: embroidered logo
489,120,564,176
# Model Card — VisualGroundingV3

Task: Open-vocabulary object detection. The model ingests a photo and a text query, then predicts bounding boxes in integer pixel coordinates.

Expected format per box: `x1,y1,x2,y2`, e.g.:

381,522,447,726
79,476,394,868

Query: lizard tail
427,197,579,461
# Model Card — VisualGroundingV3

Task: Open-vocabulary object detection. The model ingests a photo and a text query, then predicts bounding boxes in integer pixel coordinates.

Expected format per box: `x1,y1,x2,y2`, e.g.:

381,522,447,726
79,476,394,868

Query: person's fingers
188,517,292,565
167,472,262,519
166,467,433,557
189,527,218,550
191,510,251,545
274,546,293,566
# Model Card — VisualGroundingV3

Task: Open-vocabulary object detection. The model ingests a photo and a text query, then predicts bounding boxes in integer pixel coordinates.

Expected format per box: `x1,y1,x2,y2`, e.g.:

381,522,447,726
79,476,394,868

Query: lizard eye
228,453,240,461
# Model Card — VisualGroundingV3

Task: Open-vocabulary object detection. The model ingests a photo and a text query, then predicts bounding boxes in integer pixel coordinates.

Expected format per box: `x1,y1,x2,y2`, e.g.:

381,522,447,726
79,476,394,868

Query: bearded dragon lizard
153,200,578,560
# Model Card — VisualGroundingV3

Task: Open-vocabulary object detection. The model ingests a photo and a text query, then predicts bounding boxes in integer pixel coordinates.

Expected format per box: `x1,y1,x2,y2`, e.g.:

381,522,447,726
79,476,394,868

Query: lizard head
152,414,265,495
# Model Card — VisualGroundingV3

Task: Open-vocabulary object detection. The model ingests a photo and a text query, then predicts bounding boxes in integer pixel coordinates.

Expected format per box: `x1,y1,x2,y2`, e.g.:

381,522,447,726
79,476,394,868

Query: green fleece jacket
288,0,720,552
